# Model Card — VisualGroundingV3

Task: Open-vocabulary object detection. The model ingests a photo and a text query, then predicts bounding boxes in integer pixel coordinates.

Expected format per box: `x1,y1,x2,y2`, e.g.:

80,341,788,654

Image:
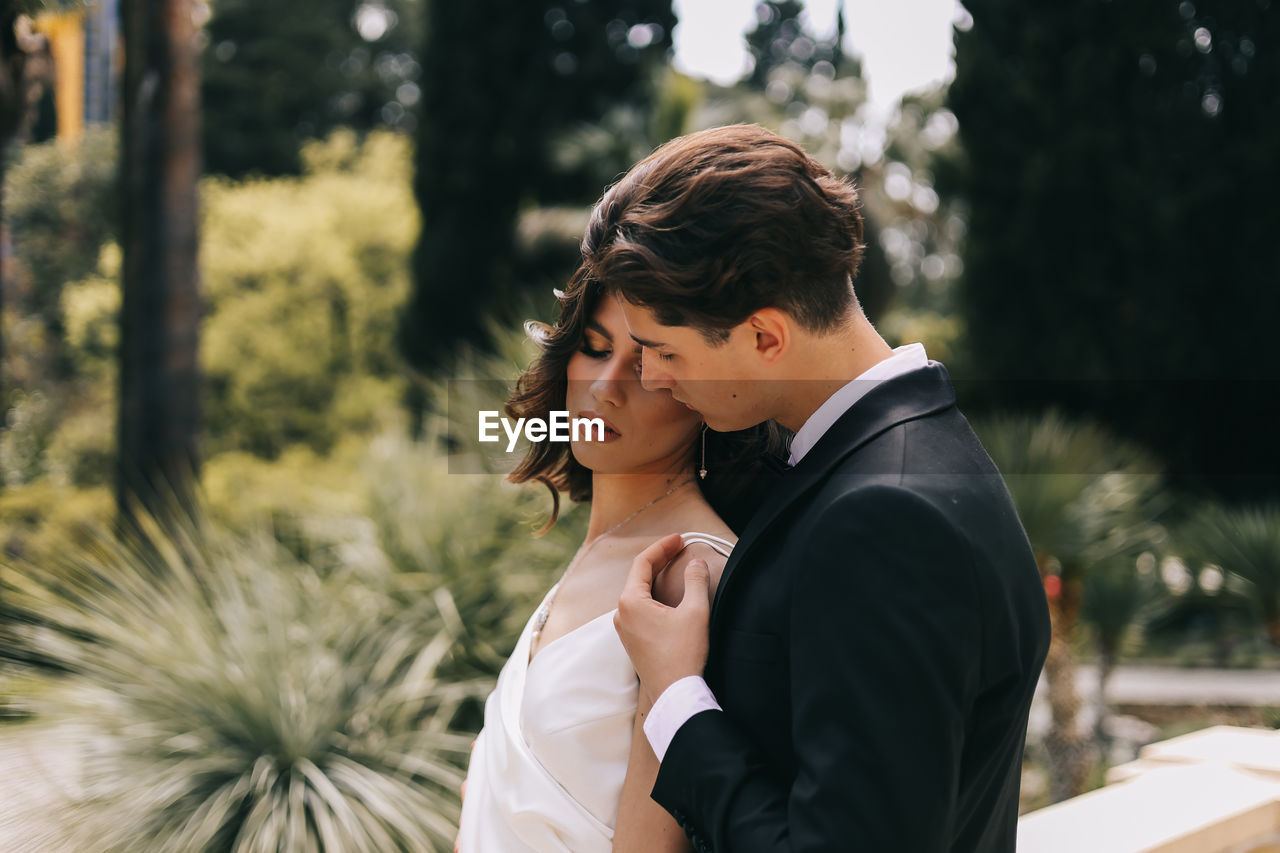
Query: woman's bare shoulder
652,538,733,607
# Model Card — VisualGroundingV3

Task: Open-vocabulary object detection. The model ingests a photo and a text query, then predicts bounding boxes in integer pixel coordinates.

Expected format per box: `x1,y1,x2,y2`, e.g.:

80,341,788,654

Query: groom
603,125,1051,851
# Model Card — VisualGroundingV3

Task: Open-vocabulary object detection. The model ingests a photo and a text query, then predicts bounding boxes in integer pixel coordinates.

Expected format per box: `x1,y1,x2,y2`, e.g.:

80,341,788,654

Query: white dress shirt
643,343,931,761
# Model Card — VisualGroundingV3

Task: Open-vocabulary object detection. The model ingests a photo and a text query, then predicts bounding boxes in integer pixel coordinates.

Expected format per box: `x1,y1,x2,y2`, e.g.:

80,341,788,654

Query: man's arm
651,485,983,851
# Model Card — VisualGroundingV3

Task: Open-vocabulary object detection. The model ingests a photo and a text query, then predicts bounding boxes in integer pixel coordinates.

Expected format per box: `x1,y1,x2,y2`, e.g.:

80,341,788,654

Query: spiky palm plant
1182,502,1280,647
2,505,481,852
364,427,584,688
973,410,1167,801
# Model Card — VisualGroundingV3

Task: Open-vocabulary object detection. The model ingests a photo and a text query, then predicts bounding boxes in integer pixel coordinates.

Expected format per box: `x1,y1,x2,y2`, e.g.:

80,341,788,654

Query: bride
455,270,784,851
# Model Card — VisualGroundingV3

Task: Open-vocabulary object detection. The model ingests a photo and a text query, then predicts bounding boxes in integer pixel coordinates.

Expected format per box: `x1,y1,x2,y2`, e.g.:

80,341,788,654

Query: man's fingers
678,559,711,612
621,532,688,603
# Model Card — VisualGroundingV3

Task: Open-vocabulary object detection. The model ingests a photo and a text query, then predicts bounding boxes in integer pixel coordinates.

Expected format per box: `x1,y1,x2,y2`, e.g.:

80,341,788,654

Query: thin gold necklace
531,476,695,643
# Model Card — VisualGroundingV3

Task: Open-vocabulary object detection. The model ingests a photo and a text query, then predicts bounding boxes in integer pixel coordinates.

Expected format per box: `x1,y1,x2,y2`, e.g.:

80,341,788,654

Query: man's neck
773,322,895,433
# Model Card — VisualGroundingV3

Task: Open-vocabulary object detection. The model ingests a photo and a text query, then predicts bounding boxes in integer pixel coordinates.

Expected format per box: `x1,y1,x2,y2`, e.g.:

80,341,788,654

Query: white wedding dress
456,532,734,852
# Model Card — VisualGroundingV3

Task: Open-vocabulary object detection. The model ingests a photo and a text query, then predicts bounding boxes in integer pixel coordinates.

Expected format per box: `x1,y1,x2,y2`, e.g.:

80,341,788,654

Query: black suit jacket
652,362,1052,852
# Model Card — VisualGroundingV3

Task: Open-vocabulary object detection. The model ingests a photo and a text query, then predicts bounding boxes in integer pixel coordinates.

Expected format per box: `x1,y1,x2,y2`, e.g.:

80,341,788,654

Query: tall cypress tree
950,0,1280,499
400,0,675,376
201,0,421,177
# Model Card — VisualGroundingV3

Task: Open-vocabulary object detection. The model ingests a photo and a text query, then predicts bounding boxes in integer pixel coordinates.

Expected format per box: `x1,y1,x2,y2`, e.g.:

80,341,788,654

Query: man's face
616,295,773,432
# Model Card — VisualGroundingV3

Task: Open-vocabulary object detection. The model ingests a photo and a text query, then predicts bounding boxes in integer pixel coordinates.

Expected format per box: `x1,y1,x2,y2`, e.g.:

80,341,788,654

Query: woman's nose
590,354,634,404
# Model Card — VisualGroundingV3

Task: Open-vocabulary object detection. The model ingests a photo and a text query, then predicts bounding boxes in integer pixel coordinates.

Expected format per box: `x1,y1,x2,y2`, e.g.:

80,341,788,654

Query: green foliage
201,130,415,457
4,506,479,851
201,0,422,177
59,242,122,382
974,409,1171,667
0,479,113,563
949,0,1280,500
1180,502,1280,645
4,126,117,371
1081,553,1167,662
41,388,115,487
3,130,415,491
365,429,583,687
0,387,54,485
402,0,676,369
974,410,1169,577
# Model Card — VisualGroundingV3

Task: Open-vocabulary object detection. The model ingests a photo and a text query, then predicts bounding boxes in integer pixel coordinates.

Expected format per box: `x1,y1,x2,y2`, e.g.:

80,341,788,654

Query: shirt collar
786,343,930,467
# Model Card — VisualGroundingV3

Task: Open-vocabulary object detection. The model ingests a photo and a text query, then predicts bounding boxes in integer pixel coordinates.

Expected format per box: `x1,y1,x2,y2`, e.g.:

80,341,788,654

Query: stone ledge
1019,726,1280,853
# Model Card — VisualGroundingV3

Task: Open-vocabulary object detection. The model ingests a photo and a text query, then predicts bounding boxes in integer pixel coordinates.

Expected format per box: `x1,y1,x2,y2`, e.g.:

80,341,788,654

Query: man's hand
614,532,713,704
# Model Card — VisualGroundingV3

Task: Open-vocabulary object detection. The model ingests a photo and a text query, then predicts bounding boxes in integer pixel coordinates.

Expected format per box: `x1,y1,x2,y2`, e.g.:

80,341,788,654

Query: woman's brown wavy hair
504,269,789,533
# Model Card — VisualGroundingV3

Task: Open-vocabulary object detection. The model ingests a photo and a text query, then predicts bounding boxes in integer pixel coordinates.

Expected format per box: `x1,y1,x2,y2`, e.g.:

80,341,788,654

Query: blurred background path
0,726,80,853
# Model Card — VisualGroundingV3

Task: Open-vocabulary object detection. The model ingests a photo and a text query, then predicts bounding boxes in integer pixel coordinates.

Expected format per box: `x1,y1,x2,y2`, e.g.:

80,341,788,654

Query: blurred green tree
974,410,1167,801
949,0,1280,501
400,0,675,378
201,0,421,177
745,0,846,85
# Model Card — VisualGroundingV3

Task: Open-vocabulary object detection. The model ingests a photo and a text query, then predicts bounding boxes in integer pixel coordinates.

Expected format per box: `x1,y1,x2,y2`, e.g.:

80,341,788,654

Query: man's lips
673,397,698,413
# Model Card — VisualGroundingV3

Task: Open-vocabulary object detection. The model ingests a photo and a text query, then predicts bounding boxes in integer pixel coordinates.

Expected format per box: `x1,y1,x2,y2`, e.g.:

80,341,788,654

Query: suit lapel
710,362,958,635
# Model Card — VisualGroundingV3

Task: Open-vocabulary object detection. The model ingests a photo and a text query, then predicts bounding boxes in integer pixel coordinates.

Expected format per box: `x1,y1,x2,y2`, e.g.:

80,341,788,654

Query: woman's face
565,295,702,475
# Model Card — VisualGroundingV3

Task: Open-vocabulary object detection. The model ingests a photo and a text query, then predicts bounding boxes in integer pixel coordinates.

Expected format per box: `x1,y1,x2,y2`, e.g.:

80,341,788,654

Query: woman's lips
577,411,622,442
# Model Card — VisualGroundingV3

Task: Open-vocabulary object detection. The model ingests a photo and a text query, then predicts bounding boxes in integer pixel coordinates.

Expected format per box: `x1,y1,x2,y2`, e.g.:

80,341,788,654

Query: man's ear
746,307,790,365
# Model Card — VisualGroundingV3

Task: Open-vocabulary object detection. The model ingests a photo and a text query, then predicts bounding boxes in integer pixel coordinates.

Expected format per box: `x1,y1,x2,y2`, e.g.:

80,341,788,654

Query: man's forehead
614,294,667,346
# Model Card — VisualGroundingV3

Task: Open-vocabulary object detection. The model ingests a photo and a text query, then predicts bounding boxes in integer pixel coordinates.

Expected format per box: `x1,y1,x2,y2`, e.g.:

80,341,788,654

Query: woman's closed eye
580,344,645,378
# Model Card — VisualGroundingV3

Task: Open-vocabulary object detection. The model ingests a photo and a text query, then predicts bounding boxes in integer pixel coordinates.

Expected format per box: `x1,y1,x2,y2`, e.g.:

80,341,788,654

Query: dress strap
678,531,734,558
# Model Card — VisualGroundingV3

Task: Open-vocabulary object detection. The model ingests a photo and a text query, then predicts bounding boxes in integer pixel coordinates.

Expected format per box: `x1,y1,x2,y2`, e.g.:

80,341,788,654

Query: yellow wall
34,11,85,143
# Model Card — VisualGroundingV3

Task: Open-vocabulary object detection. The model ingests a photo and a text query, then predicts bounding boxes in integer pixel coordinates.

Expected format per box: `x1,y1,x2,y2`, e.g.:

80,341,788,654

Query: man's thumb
681,559,711,607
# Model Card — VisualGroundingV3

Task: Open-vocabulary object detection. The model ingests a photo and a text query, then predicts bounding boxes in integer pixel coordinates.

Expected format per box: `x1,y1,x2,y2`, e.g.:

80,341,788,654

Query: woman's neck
585,470,699,541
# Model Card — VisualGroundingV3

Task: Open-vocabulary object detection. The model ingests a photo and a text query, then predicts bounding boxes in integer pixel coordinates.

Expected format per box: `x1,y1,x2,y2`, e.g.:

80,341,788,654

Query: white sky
671,0,967,112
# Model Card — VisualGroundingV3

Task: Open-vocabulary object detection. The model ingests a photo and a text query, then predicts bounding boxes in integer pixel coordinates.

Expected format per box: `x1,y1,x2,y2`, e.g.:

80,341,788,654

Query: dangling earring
699,423,708,480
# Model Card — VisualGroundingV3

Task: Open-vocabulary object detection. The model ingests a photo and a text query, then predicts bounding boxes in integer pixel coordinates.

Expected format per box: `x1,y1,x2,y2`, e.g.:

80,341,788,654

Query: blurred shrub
0,480,113,565
42,394,115,487
59,242,122,383
0,388,54,486
364,425,583,696
1179,503,1280,649
4,508,478,851
2,239,119,489
4,126,118,375
201,130,415,457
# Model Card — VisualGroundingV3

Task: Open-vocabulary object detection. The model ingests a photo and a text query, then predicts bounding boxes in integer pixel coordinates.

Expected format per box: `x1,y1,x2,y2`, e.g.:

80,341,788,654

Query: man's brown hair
585,124,865,341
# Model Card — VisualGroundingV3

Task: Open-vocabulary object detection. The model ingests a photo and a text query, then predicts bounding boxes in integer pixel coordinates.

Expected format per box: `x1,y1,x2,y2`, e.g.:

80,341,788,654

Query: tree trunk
1266,615,1280,649
117,0,203,525
1094,645,1116,766
1043,568,1093,802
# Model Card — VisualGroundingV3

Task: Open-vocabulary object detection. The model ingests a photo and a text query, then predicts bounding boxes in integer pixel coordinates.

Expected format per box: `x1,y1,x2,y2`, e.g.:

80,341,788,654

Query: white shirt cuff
643,675,722,761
